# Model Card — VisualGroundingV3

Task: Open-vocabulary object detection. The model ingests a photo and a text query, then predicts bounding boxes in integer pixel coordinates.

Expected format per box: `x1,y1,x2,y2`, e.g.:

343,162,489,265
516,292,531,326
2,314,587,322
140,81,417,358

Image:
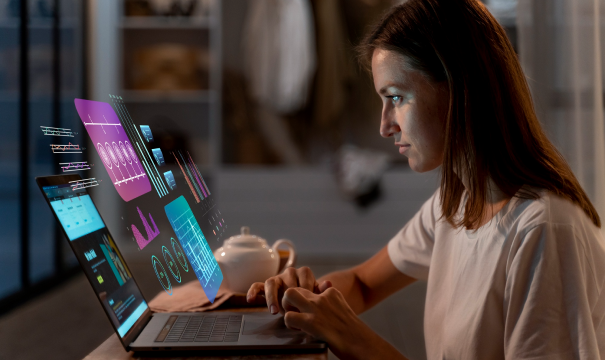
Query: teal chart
164,196,222,303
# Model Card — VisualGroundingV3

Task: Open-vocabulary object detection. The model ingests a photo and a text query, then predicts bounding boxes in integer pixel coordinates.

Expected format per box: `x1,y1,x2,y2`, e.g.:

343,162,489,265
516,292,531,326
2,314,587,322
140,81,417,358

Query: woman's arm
317,246,417,314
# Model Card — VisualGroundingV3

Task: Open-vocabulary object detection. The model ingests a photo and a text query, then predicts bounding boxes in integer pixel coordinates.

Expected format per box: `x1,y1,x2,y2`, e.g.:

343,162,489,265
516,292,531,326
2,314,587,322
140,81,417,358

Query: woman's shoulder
505,187,599,233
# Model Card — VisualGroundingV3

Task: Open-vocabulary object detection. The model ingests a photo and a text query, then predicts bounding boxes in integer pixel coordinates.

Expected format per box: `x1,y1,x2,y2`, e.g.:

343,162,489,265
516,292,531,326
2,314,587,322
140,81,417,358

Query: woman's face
372,49,449,173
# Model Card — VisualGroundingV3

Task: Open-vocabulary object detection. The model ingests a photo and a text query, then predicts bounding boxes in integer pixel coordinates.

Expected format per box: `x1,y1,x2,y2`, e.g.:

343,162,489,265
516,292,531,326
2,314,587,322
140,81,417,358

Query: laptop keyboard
155,315,243,343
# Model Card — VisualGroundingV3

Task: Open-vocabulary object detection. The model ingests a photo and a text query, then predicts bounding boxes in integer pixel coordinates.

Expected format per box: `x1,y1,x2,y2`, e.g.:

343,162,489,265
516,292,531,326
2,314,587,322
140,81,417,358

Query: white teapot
214,226,296,293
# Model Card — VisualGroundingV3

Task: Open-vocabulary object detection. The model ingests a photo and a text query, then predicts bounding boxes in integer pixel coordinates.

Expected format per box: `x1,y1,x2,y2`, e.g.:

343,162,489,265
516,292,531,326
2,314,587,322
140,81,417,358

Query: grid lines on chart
168,207,216,286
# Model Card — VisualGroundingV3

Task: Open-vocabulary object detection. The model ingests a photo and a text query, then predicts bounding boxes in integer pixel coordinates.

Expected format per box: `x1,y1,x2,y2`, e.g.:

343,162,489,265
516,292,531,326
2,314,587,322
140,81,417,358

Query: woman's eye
388,96,401,103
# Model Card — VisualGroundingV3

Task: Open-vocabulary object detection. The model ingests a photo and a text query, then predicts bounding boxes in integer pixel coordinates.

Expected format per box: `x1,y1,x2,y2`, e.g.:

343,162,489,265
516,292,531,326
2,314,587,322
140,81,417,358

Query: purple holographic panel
74,98,151,202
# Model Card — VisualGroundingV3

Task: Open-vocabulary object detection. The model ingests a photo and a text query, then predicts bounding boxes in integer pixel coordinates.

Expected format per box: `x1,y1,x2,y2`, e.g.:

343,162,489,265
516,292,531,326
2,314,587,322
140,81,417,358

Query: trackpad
243,316,301,337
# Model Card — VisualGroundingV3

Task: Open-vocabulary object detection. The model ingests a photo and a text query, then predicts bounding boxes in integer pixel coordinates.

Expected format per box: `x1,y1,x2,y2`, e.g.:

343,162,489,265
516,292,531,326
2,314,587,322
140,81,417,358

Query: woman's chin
408,158,439,173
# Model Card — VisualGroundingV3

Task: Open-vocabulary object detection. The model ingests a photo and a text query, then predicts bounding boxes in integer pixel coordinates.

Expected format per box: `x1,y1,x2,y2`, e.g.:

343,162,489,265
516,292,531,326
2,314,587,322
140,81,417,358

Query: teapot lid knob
241,226,250,235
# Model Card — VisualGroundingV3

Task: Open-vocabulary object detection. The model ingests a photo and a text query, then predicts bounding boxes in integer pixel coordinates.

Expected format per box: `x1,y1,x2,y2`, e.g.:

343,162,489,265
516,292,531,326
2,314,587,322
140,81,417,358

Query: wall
214,167,439,258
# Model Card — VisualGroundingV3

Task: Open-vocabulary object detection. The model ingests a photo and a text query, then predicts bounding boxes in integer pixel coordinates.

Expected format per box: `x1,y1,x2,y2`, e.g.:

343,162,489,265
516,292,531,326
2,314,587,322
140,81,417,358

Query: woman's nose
380,115,400,138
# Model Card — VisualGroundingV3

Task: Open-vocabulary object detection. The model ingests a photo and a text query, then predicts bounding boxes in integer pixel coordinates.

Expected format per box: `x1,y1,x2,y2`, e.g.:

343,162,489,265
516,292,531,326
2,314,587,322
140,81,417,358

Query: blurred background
0,0,603,359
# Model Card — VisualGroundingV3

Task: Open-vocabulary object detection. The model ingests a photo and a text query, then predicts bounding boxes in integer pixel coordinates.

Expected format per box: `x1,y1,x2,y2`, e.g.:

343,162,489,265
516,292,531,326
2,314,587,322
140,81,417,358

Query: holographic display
74,98,151,202
163,171,177,190
162,245,181,283
60,161,91,172
171,237,188,272
172,150,211,204
109,95,169,199
50,142,82,154
151,148,166,167
152,255,172,295
40,125,75,137
140,125,153,142
131,206,160,250
69,177,100,191
164,196,222,303
208,209,227,240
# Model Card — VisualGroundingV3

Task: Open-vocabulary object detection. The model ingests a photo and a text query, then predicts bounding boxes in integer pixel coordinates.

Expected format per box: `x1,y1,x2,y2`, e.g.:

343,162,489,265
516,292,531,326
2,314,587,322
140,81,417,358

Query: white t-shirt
388,188,605,359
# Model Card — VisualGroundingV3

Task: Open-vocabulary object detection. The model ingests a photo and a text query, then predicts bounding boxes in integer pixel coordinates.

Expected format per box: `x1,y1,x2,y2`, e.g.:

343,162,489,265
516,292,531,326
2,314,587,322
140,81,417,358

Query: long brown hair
359,0,600,228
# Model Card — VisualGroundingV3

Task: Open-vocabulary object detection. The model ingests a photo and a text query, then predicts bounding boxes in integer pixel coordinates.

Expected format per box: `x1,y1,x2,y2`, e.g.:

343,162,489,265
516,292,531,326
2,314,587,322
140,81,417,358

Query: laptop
36,174,326,353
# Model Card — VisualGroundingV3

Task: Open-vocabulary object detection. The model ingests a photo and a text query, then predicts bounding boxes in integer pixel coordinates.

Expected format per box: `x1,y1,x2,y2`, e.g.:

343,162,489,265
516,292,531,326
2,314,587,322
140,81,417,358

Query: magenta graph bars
176,151,211,202
187,151,211,196
132,207,160,250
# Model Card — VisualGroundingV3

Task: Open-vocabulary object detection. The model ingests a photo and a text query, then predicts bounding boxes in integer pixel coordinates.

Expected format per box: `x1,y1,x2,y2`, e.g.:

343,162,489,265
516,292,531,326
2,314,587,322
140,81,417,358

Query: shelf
120,89,218,103
121,16,213,30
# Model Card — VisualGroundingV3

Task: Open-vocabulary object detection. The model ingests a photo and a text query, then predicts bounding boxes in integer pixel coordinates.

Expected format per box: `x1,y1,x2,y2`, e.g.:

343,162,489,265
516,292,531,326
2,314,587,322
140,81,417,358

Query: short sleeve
504,222,605,360
387,189,440,281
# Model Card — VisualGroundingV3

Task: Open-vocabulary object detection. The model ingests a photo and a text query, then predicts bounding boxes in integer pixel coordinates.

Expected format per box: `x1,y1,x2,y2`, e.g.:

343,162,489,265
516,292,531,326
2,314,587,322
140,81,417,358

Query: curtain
517,0,605,223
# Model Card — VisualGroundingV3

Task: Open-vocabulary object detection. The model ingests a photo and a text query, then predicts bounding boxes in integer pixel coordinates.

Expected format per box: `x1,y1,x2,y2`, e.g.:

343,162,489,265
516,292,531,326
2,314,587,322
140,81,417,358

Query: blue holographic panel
140,125,153,142
163,170,177,191
164,196,222,303
151,148,165,166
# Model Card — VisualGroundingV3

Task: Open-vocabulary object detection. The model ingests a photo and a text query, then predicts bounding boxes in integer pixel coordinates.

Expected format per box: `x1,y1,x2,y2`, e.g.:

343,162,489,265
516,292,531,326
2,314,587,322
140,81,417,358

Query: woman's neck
461,175,512,230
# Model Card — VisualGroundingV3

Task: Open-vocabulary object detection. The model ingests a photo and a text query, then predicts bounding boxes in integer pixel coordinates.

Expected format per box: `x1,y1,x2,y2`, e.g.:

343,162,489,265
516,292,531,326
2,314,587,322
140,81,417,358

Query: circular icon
106,142,119,167
152,255,172,295
162,246,181,283
171,238,189,272
97,143,112,169
119,141,132,164
113,142,126,166
126,142,138,164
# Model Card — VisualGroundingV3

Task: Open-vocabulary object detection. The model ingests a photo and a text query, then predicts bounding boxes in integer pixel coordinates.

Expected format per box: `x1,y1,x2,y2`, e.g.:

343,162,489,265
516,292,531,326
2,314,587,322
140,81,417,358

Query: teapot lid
224,226,267,246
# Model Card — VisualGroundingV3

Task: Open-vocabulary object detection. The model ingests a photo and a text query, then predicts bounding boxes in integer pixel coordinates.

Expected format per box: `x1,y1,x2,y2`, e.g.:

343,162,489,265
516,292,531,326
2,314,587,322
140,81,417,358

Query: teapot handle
272,239,297,274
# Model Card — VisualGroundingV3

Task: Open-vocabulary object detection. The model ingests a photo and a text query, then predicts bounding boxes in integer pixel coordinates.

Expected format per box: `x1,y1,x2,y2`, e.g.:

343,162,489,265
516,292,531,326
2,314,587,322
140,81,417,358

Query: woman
246,0,605,358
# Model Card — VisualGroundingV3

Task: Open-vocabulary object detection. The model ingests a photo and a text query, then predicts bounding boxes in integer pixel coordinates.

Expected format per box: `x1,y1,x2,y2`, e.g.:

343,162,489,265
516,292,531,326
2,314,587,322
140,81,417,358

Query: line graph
109,94,168,199
131,206,160,250
188,151,211,196
40,126,75,137
69,178,100,190
173,151,200,203
50,142,82,154
164,196,222,303
74,98,151,202
60,161,91,172
172,150,212,204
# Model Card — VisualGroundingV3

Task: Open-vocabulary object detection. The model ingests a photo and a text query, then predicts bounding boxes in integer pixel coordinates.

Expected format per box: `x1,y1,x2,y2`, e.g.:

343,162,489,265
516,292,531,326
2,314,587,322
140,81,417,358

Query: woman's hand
282,287,406,360
246,266,332,314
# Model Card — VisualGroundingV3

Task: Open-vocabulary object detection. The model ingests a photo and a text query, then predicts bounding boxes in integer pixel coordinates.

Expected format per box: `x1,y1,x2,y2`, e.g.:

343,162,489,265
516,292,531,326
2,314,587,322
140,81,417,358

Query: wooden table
83,307,328,360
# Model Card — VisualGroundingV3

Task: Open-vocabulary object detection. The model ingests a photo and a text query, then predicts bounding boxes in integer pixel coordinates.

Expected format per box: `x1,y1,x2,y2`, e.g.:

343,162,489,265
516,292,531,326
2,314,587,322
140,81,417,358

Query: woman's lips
398,144,410,154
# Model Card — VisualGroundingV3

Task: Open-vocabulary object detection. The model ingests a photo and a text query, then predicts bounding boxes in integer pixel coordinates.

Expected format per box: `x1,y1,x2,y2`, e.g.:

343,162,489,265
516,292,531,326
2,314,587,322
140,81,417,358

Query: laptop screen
42,183,148,338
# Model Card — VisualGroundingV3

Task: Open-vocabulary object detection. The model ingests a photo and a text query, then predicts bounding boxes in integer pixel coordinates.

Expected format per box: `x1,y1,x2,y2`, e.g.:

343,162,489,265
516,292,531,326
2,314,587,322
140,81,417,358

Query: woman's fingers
264,277,283,314
318,280,333,293
281,267,300,288
246,282,265,302
284,311,314,334
296,266,316,291
248,267,323,314
282,287,314,314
